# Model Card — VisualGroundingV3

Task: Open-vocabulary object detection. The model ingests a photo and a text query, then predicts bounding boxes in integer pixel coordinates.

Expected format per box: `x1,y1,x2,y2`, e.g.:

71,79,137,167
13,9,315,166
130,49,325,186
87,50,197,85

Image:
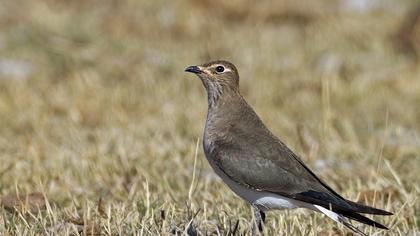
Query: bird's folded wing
213,134,356,212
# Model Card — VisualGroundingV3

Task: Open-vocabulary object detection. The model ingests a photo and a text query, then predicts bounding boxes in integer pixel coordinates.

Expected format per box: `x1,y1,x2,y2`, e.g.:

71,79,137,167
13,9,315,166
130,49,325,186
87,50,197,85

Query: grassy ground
0,0,419,235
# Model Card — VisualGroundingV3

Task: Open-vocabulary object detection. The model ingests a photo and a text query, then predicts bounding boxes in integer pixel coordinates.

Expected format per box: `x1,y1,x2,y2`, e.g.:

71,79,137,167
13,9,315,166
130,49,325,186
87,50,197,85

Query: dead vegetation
0,0,419,235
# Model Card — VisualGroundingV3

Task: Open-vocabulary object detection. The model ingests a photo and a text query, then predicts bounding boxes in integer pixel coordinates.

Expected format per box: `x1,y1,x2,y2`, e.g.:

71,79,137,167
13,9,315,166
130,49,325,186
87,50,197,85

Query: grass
0,0,419,235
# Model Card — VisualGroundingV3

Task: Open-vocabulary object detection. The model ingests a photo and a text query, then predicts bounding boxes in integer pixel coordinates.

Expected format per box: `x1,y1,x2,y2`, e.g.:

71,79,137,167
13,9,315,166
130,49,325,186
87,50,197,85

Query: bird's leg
260,210,266,224
251,204,265,235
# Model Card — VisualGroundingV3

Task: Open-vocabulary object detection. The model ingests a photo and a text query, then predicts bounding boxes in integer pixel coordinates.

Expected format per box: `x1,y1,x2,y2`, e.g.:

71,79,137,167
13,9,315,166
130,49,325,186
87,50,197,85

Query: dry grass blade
0,0,418,235
1,192,46,215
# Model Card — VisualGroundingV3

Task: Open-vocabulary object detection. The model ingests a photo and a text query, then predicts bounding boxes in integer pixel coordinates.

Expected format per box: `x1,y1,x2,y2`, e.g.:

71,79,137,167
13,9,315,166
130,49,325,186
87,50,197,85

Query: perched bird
185,60,392,235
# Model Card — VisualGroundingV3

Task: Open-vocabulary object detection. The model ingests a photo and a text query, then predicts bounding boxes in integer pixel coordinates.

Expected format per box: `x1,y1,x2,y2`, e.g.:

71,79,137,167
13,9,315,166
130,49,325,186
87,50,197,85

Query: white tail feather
313,205,367,236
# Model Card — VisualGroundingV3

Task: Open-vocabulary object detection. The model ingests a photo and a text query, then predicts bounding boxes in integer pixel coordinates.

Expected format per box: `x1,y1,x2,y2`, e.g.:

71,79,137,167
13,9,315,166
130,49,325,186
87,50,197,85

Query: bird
185,60,392,235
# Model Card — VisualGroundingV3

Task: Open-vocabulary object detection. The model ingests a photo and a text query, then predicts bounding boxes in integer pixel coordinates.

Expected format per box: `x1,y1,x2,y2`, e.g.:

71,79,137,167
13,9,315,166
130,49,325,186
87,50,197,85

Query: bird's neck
205,91,249,132
204,91,266,156
207,90,241,110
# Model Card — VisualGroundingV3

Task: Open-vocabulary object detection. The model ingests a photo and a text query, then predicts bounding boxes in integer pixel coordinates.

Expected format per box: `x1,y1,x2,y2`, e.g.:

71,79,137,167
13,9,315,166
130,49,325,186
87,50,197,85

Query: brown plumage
185,60,392,235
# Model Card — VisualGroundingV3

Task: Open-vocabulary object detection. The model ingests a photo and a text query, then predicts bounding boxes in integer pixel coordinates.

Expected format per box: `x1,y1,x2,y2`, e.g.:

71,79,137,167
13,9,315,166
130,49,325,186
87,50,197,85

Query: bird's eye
215,66,225,73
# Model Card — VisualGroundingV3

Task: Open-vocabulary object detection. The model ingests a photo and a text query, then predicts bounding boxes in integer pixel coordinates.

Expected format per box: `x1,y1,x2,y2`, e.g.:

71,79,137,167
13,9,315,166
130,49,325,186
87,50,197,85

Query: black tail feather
338,209,389,230
346,200,393,215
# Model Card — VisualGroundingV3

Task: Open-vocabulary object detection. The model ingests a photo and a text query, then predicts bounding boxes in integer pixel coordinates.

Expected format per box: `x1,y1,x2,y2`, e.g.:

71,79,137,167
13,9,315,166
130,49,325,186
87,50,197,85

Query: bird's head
185,60,240,101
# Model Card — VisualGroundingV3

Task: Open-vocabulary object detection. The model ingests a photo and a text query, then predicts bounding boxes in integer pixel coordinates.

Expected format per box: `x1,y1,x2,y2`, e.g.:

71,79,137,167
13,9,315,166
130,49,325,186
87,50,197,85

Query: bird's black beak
185,65,202,74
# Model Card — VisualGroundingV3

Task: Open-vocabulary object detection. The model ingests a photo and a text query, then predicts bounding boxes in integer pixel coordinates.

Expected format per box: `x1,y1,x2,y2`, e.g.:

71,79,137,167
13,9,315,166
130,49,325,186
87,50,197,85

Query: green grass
0,0,419,235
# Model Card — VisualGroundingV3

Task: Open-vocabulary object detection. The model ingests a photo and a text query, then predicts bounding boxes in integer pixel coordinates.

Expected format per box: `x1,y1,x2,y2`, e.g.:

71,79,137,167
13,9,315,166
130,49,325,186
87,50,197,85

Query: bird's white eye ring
215,66,225,73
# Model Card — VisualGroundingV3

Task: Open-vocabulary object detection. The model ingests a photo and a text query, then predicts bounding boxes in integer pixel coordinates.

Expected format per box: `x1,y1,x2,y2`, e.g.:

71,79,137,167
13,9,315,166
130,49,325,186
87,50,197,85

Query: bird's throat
204,81,240,108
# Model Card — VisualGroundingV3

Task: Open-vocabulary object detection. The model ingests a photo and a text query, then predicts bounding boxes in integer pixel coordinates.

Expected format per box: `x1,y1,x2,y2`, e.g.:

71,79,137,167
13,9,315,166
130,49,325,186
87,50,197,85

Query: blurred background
0,0,419,235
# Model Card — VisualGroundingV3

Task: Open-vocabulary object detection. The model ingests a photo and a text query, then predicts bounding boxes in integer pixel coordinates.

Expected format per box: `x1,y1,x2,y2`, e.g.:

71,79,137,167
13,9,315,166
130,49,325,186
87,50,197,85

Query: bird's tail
313,205,389,236
346,199,393,215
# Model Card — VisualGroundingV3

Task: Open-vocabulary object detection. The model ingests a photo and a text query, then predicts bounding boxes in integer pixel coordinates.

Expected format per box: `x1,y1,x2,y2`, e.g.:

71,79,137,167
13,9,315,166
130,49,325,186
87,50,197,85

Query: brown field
0,0,419,235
